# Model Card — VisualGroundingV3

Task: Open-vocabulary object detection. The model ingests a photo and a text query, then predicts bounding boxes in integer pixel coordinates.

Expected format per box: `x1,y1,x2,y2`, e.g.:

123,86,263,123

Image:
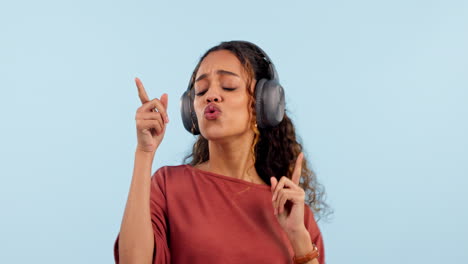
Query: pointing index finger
292,152,304,185
135,77,150,104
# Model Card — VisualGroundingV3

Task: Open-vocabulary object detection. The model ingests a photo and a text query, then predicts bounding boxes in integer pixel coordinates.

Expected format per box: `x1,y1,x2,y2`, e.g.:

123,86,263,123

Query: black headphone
180,41,285,135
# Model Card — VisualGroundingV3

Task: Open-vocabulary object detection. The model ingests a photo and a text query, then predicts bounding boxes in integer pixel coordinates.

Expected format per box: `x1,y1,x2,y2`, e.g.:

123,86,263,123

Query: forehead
196,50,244,78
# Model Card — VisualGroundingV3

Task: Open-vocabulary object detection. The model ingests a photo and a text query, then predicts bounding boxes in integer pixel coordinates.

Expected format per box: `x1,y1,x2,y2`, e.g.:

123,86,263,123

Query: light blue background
1,0,467,263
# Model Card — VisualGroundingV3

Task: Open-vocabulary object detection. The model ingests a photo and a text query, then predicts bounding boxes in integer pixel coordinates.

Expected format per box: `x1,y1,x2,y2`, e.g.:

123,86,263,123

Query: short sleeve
304,204,325,264
113,167,171,264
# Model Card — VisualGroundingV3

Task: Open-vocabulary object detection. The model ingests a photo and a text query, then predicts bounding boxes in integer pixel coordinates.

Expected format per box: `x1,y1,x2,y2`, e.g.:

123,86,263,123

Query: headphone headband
236,40,279,81
186,41,279,92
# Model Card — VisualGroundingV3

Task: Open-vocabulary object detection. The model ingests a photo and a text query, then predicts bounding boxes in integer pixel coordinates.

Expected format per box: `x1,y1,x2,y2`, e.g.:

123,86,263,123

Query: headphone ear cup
255,79,285,128
180,89,200,135
255,78,267,128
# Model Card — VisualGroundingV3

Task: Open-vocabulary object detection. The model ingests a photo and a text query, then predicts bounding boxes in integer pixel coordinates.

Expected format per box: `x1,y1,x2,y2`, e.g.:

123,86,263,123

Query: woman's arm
117,149,156,264
117,77,169,264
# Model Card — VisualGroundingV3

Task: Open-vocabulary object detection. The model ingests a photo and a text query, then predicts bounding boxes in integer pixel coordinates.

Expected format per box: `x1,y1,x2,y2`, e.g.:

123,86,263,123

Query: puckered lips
204,103,222,120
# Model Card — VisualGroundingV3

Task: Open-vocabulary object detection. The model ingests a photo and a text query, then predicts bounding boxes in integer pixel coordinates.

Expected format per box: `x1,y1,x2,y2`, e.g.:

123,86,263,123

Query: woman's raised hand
134,77,169,153
270,152,306,234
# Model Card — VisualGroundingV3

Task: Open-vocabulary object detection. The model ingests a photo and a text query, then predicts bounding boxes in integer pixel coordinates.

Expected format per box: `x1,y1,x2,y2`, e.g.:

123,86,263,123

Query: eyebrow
195,70,240,82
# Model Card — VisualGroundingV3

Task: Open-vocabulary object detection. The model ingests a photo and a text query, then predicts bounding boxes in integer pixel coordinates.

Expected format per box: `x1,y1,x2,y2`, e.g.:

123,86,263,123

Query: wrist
135,147,156,158
286,225,308,239
287,227,314,257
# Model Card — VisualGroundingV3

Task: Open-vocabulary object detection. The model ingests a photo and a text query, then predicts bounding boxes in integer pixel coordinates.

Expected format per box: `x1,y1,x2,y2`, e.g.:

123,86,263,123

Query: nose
205,89,222,103
206,96,220,103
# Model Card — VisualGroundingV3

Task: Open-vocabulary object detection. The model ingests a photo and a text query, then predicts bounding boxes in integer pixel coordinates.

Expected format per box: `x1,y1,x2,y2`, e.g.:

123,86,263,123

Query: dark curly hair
183,40,331,221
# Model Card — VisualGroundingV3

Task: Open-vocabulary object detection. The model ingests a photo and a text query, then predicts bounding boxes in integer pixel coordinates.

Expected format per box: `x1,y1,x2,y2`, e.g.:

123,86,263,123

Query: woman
114,41,329,264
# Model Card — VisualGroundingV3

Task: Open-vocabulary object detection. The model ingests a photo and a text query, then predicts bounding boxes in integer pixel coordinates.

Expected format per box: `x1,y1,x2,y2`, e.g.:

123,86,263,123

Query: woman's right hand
134,77,169,153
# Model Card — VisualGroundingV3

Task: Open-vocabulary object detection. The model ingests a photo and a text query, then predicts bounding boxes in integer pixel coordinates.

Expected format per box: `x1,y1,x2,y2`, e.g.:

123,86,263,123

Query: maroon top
114,165,325,264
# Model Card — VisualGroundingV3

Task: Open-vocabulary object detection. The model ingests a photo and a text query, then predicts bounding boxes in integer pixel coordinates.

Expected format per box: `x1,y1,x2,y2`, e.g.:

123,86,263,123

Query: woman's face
193,50,256,141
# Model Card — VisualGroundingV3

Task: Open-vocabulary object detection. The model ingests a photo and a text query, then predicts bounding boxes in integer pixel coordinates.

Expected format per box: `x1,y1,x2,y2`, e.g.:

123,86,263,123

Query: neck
201,133,265,185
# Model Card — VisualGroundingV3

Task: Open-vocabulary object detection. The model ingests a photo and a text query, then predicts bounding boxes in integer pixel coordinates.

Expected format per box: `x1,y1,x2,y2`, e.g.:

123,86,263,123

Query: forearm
118,149,156,264
287,228,319,264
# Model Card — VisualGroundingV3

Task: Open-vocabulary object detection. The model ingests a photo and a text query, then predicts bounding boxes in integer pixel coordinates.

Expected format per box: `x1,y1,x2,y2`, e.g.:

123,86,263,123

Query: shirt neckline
184,164,272,190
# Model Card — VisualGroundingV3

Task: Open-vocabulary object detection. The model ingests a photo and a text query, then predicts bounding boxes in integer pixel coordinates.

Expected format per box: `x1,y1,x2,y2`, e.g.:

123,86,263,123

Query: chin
199,125,251,142
199,127,231,141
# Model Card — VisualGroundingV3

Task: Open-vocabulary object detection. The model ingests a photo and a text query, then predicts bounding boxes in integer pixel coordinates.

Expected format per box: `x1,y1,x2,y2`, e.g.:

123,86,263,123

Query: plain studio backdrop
1,0,467,263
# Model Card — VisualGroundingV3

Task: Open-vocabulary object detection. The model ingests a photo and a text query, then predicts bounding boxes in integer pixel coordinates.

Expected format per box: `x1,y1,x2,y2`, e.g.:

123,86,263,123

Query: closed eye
223,87,236,91
195,90,206,96
195,87,237,96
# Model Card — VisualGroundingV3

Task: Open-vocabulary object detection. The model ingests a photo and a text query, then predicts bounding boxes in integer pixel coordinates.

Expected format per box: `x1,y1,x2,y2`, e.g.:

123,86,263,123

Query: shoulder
151,164,193,186
150,164,197,197
152,164,190,178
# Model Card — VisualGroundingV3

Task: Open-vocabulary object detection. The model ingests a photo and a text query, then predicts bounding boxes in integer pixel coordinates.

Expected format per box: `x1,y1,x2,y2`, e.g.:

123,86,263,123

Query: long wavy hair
183,41,331,221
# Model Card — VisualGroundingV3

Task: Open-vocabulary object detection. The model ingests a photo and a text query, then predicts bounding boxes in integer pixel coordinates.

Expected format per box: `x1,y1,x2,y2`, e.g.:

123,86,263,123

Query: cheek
193,98,203,117
231,97,253,122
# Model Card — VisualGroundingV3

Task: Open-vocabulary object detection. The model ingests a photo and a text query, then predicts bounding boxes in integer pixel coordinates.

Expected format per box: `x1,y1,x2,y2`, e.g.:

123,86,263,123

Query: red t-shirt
114,165,325,264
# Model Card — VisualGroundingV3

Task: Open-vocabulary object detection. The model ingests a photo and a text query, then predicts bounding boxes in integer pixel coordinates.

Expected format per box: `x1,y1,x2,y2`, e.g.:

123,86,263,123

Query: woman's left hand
270,152,306,235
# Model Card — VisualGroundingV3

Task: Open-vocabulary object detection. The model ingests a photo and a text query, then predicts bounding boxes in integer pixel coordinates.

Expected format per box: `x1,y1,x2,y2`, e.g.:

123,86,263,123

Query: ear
248,79,258,125
251,79,257,93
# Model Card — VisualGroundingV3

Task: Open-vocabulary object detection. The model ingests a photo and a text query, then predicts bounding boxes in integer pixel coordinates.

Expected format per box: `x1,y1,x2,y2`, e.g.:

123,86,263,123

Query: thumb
270,176,277,192
160,93,169,109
